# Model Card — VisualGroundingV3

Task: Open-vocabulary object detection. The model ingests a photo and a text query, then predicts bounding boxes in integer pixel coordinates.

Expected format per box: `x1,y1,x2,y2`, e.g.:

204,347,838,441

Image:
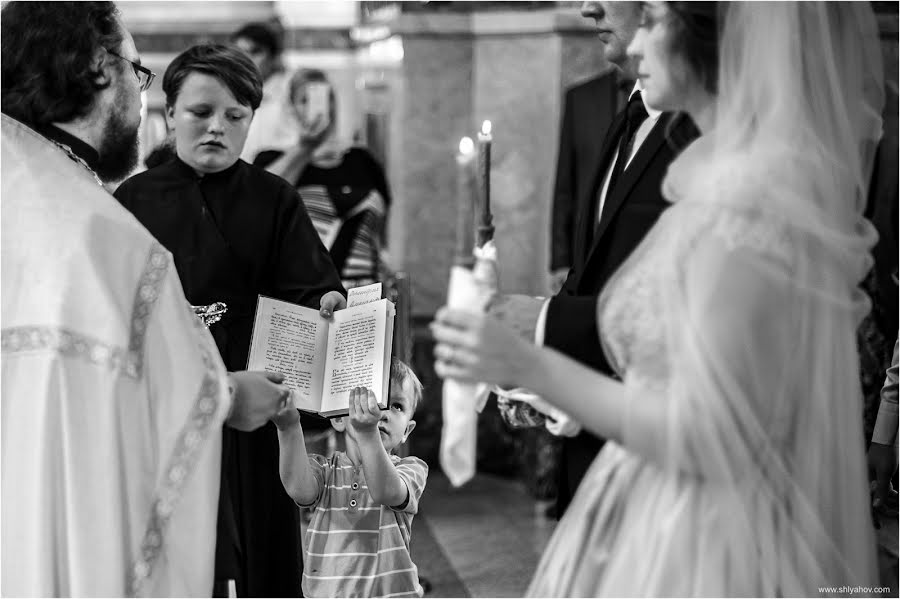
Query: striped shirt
301,452,428,598
299,184,386,290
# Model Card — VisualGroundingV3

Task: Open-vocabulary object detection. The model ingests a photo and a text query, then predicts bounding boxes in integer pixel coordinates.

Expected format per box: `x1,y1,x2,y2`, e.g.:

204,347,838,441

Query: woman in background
232,21,298,164
432,2,885,595
115,44,344,597
255,69,392,291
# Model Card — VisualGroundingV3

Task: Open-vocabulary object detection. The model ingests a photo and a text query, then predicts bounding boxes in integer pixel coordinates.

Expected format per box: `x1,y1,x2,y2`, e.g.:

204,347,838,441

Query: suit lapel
575,110,626,267
588,113,674,256
577,78,619,191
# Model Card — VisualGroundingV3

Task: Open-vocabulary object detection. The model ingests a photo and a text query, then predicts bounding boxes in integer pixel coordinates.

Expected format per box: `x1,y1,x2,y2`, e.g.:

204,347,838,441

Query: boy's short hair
162,44,262,111
391,358,423,414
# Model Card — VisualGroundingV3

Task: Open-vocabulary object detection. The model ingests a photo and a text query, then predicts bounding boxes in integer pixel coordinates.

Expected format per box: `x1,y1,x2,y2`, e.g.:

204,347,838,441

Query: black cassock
116,157,344,597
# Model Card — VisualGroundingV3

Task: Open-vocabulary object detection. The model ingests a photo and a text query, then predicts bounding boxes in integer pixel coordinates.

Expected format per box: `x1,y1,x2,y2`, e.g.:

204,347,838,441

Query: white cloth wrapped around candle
439,241,498,487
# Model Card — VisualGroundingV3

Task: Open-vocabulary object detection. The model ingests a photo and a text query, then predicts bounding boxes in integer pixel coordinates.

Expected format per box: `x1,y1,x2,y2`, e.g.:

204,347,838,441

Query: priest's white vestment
1,114,231,597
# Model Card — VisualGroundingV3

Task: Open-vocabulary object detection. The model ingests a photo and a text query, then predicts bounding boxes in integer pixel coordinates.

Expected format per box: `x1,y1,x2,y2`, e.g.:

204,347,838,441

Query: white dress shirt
593,83,664,227
536,82,662,346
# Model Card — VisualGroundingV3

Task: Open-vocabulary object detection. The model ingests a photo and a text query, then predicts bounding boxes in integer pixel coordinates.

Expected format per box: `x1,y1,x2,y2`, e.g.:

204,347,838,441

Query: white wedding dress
529,166,876,596
527,4,885,595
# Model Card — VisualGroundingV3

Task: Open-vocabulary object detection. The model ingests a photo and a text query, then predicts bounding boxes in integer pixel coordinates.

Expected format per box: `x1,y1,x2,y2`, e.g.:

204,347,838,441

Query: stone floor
413,472,557,598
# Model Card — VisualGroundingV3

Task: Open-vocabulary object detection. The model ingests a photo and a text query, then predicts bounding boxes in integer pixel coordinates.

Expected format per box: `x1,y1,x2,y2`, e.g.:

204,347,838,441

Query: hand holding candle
477,120,494,247
455,136,476,267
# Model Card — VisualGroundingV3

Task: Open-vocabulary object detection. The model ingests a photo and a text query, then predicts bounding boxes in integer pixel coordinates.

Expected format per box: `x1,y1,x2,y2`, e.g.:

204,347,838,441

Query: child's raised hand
347,386,381,436
272,406,301,431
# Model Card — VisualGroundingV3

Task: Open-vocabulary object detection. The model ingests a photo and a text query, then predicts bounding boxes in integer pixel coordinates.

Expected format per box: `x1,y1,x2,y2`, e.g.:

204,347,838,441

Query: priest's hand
319,291,347,319
226,371,291,432
431,306,539,388
487,294,544,342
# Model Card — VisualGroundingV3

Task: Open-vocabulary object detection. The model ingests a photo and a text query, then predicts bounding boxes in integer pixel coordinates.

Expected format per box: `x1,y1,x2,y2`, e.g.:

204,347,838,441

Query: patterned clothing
301,451,428,598
299,183,385,288
255,147,391,291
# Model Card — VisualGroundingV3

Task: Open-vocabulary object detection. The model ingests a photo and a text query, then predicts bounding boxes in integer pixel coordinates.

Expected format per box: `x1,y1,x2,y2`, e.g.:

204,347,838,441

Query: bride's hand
430,307,537,388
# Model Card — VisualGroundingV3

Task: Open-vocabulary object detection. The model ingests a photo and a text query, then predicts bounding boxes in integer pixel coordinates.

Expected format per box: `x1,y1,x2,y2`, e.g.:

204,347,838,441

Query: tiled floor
416,472,557,598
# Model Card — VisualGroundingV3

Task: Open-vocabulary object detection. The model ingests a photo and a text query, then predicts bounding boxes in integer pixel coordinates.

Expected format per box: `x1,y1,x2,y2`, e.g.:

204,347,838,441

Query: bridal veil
597,1,885,592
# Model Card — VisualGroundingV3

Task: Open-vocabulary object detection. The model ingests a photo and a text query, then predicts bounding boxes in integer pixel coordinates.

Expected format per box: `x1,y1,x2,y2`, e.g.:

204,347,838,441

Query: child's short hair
390,358,423,414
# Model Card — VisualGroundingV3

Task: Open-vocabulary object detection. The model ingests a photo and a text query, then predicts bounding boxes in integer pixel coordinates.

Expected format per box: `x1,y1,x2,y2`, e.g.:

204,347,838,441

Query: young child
273,359,428,598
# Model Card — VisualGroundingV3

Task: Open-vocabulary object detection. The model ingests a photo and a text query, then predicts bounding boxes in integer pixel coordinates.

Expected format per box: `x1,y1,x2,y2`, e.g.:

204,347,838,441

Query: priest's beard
95,85,140,184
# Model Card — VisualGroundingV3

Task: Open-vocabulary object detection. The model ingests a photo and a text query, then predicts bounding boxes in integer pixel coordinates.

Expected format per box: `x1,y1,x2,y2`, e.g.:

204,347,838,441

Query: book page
381,302,395,401
246,296,329,413
346,282,382,308
320,299,388,416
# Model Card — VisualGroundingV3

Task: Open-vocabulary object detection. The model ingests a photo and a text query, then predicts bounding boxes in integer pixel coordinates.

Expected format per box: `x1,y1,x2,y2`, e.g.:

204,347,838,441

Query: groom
491,1,699,517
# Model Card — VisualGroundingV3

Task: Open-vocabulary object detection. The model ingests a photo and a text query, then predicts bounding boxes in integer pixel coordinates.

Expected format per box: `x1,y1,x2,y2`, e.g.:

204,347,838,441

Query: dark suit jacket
545,105,699,515
550,70,622,271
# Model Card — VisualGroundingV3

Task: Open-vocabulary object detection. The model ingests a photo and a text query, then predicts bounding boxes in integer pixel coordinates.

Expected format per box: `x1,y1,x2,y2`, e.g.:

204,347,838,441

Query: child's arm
273,407,320,506
346,388,409,507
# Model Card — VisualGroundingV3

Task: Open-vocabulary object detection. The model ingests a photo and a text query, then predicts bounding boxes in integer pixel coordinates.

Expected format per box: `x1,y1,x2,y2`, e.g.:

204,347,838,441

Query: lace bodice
599,200,793,393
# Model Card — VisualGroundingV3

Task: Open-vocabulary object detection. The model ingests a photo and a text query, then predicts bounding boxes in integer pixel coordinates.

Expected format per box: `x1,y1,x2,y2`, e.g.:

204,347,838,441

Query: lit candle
455,136,476,267
476,120,494,247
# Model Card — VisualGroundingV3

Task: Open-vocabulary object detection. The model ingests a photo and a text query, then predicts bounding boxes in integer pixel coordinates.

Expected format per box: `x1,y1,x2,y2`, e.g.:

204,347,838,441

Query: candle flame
459,136,475,155
481,120,492,135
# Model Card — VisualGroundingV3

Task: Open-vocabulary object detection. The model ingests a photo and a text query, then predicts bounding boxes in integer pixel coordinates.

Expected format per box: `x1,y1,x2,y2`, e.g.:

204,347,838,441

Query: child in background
272,359,428,598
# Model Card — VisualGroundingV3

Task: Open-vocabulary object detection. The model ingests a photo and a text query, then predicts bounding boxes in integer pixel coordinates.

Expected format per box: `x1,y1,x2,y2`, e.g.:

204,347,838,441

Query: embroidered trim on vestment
1,243,171,381
1,326,130,372
126,244,170,378
128,305,223,596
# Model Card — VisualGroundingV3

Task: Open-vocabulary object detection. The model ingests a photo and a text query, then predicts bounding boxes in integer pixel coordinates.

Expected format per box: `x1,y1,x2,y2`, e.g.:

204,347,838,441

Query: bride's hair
666,2,722,95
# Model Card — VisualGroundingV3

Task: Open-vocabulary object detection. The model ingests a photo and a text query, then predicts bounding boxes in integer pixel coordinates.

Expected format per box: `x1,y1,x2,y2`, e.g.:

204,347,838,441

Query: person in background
256,68,392,292
1,3,292,595
487,0,698,520
273,360,427,598
232,21,299,165
869,335,899,596
114,44,345,597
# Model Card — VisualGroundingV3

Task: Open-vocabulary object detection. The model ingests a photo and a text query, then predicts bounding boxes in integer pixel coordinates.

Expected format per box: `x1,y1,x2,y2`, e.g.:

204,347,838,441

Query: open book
246,288,395,418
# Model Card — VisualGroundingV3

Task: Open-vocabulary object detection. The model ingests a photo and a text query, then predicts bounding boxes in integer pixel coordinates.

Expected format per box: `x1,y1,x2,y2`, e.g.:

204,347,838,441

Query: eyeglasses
106,49,156,92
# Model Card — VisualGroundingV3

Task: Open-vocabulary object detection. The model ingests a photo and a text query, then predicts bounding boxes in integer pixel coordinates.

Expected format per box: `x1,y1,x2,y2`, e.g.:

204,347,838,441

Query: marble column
390,7,610,472
388,13,475,317
390,7,608,319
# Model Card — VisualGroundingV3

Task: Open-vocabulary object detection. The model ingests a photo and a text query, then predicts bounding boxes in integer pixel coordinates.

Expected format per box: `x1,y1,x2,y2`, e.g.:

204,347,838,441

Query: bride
431,1,885,595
